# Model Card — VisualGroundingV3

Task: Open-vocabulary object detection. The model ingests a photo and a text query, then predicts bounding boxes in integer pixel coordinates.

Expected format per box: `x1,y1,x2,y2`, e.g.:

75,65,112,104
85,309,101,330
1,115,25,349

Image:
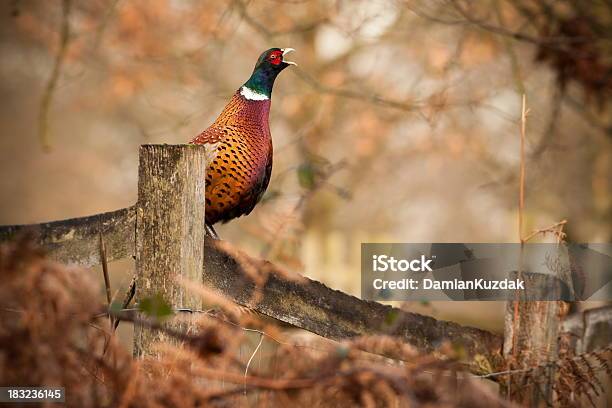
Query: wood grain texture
133,144,208,358
503,300,561,403
0,207,135,267
203,237,505,376
502,257,570,404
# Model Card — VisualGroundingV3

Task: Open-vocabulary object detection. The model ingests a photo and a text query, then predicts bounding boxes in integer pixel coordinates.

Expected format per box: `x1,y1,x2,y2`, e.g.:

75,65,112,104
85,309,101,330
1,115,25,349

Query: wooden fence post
503,300,561,404
502,250,571,405
133,144,208,358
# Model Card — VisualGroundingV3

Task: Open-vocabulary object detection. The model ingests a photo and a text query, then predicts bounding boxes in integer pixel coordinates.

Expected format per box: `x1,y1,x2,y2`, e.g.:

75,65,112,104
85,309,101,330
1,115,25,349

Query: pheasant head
242,48,296,100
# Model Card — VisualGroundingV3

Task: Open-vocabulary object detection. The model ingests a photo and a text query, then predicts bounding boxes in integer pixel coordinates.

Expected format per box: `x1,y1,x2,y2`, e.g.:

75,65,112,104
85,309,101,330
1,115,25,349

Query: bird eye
270,55,277,59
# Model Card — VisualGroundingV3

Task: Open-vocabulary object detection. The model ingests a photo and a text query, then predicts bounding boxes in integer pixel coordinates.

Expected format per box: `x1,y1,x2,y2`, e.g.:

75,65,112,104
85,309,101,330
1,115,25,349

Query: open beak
282,48,297,66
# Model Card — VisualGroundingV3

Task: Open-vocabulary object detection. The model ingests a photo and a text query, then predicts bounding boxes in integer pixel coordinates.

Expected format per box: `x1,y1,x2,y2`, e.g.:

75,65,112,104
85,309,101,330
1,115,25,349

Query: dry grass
0,237,518,407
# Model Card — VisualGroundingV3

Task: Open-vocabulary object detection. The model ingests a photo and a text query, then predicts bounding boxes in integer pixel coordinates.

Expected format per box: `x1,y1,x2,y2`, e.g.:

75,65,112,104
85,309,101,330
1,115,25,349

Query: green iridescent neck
243,67,279,98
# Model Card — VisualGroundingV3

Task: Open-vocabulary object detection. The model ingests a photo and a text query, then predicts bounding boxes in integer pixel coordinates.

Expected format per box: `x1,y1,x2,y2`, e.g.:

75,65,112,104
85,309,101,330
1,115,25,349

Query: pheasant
191,48,296,238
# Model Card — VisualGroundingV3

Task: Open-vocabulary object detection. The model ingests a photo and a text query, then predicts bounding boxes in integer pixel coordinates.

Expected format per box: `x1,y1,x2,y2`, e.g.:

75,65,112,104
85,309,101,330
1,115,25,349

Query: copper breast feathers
191,92,273,224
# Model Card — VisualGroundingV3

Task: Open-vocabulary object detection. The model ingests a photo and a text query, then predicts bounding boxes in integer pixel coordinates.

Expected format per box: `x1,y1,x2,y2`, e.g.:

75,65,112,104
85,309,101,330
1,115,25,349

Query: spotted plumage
190,48,295,234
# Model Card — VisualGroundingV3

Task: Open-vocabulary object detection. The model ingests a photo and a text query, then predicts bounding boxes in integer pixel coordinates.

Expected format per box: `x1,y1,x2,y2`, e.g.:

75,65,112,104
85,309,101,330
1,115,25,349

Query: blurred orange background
0,0,610,333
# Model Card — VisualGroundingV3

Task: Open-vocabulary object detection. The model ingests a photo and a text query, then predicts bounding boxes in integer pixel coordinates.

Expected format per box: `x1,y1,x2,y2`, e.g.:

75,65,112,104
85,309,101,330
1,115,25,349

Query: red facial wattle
269,51,283,65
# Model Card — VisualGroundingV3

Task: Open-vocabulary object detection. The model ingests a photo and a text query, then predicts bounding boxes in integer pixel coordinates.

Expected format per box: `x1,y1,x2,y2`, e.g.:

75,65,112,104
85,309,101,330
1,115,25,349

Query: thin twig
101,306,434,369
99,232,113,307
531,86,564,159
447,0,598,54
38,0,72,151
112,275,136,332
99,231,115,356
493,0,525,96
293,68,423,113
260,160,347,258
232,0,425,115
477,345,611,379
244,332,264,395
509,93,529,397
522,220,568,243
92,0,120,50
519,94,528,243
232,0,326,38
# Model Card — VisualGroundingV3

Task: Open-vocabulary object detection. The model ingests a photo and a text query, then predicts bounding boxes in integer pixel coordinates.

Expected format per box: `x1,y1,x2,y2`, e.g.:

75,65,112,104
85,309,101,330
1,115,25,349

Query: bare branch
38,0,72,152
233,0,326,39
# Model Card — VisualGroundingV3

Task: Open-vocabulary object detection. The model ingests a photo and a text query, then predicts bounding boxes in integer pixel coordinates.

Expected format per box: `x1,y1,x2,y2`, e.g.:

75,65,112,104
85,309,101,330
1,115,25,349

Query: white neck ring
240,86,269,101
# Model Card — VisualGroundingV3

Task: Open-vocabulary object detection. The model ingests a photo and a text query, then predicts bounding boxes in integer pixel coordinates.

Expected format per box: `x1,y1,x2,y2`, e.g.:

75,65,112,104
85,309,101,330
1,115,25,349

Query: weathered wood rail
0,207,136,267
1,144,609,381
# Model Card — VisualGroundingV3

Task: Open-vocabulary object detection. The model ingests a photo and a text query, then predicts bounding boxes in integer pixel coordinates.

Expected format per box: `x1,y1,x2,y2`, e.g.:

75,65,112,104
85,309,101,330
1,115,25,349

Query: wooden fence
1,144,610,405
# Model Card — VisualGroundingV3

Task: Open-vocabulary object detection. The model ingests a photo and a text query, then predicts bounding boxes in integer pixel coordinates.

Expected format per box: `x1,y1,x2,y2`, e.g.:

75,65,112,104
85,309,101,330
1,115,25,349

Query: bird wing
190,126,224,166
190,92,244,164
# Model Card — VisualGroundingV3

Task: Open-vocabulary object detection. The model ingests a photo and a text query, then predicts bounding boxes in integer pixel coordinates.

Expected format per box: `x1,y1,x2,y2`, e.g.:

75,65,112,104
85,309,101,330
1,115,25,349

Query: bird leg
205,223,220,239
